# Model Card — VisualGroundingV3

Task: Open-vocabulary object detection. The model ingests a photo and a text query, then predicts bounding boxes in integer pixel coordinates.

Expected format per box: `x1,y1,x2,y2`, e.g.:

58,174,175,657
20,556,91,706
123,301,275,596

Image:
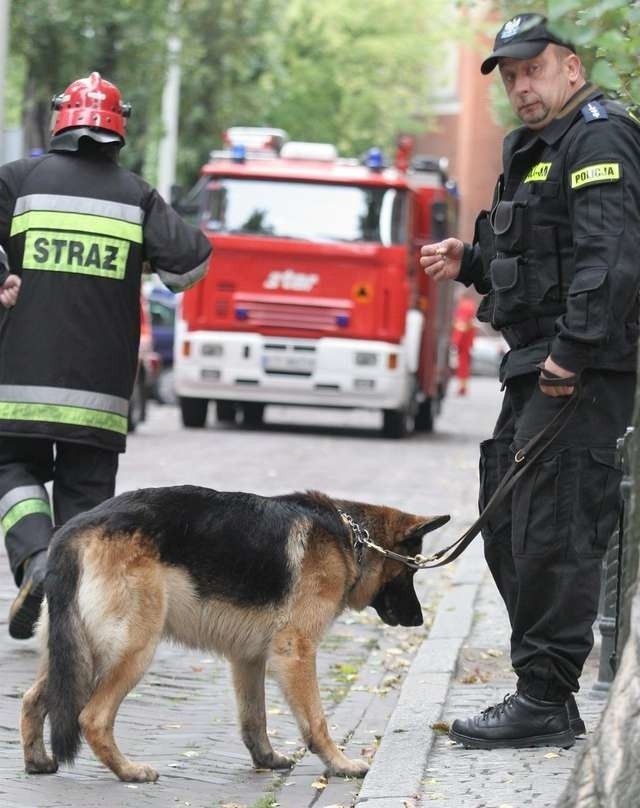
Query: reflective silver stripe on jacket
0,485,49,521
156,256,209,291
0,385,129,417
14,194,144,224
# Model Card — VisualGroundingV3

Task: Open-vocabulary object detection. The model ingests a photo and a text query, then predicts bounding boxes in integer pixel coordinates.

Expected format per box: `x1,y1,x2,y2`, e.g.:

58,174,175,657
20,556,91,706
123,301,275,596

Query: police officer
0,72,211,640
421,14,640,749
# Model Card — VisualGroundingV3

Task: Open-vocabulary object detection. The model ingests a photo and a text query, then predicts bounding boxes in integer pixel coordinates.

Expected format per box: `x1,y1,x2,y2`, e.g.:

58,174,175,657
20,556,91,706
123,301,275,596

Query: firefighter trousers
0,436,118,584
479,370,635,700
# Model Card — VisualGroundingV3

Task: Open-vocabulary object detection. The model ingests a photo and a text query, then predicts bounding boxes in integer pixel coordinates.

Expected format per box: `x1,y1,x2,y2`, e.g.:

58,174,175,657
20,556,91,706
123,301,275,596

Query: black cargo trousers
480,369,635,700
0,436,119,584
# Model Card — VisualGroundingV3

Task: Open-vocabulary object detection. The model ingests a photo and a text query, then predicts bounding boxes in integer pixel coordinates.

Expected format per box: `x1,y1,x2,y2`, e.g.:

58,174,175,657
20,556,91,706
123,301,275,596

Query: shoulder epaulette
580,101,608,122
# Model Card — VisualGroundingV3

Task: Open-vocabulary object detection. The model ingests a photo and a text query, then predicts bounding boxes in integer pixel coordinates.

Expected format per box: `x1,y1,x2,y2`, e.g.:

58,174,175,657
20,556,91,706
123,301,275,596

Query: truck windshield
199,178,407,246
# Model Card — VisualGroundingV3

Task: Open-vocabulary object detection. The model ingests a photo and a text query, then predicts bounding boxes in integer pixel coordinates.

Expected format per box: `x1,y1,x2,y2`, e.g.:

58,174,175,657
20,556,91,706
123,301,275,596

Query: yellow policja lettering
571,163,621,189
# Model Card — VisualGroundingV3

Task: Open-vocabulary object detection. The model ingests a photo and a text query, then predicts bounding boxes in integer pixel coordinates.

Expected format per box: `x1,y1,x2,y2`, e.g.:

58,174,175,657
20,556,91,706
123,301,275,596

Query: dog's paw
329,757,370,778
25,755,58,775
253,750,295,770
118,762,159,782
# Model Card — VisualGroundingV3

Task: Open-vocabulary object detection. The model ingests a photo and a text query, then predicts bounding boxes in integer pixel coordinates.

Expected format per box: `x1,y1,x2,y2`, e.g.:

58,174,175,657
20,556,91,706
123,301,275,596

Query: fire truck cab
174,128,457,438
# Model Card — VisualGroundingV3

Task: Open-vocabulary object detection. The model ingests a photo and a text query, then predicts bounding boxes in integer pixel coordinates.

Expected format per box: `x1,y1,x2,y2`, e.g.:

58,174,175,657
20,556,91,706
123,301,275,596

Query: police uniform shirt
459,84,640,381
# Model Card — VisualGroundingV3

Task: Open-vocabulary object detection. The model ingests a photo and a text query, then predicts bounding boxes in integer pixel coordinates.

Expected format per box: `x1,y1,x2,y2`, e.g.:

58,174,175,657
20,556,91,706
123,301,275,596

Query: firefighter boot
448,691,575,750
8,550,48,640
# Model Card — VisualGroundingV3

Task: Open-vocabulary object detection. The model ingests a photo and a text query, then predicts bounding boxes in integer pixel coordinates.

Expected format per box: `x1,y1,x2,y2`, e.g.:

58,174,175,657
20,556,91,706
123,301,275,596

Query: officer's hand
0,274,22,308
539,356,577,397
420,238,463,282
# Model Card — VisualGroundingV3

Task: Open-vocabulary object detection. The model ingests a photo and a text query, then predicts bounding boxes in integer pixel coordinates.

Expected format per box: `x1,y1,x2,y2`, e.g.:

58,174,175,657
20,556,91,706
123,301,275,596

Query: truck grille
233,296,351,332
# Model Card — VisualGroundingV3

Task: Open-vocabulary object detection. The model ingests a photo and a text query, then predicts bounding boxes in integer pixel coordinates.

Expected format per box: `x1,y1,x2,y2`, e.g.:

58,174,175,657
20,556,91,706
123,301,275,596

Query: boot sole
8,577,45,640
570,718,586,737
449,728,575,750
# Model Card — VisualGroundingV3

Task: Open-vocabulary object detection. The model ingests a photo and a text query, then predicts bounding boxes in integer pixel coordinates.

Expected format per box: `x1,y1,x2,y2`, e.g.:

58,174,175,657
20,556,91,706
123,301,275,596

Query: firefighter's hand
420,238,463,281
0,274,21,308
538,356,577,398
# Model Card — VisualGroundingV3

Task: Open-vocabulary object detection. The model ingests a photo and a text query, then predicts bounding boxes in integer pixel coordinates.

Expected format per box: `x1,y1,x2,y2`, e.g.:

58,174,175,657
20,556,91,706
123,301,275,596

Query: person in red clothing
451,291,477,395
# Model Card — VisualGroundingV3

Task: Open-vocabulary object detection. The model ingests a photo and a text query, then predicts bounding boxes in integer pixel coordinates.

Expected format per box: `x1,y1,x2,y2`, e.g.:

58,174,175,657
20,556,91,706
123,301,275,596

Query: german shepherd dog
20,486,448,783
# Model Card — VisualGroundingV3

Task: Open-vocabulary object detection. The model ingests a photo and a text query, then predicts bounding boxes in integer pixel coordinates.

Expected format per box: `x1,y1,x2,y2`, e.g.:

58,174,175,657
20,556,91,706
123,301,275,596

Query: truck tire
215,400,237,423
382,408,413,439
241,402,265,427
180,396,208,428
414,397,434,432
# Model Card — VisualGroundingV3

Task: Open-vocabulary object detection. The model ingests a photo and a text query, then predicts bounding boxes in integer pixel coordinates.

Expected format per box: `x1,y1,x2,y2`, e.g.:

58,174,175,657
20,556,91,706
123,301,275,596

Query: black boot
566,694,586,736
449,691,575,750
8,550,48,640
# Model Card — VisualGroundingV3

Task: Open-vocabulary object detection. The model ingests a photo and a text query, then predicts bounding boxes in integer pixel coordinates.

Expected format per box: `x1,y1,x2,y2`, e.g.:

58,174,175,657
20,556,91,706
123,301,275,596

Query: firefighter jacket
0,150,211,451
458,84,640,381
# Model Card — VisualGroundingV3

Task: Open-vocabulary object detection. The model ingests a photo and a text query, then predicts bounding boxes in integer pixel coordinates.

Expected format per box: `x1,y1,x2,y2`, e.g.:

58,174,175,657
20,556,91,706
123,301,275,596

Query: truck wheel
382,408,413,439
414,397,434,432
180,396,208,428
241,402,265,427
215,401,237,423
128,372,147,432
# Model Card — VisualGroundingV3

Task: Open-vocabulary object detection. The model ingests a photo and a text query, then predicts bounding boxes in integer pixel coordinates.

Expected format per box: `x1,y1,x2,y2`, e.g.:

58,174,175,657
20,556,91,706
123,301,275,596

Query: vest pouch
491,201,528,253
473,209,495,273
490,256,529,326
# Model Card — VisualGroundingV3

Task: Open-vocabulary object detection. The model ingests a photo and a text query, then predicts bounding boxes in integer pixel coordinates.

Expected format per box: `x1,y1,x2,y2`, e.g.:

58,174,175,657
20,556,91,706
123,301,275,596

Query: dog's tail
45,528,95,764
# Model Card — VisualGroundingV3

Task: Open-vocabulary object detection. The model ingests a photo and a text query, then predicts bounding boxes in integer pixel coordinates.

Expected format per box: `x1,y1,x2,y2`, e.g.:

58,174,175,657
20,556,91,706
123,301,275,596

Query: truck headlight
355,352,377,366
202,343,224,356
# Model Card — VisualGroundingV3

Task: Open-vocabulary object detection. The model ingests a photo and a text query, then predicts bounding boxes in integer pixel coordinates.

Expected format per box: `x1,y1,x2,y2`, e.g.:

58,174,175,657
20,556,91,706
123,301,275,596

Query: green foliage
7,0,456,186
9,0,170,173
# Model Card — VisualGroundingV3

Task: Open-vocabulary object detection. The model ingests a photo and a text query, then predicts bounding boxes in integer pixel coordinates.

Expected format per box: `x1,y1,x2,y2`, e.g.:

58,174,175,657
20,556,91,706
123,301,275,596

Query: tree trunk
557,388,640,807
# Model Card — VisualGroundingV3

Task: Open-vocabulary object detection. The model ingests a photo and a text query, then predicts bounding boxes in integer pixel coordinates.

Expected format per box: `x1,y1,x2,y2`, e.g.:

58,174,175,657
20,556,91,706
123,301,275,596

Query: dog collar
338,509,432,570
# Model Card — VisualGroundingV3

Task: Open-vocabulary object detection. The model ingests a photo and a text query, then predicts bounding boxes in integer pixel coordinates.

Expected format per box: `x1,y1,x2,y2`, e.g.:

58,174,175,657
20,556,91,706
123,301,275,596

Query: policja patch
570,163,621,189
580,100,608,122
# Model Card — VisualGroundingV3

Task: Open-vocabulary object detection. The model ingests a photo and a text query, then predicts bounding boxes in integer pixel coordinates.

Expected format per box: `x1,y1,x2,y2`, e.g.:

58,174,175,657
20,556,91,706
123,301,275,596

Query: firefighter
420,14,640,748
450,291,477,396
0,72,211,640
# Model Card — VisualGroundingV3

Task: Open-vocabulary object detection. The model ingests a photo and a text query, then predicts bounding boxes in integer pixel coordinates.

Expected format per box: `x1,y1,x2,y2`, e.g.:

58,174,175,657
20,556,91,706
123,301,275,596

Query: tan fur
21,499,440,783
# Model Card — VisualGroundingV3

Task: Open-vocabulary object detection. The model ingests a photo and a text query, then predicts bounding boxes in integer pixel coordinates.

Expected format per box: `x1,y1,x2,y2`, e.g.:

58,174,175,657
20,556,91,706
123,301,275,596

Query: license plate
262,353,315,374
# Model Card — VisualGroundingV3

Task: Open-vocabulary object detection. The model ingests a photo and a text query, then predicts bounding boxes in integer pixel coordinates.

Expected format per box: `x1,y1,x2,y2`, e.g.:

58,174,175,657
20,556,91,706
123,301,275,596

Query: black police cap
481,13,576,75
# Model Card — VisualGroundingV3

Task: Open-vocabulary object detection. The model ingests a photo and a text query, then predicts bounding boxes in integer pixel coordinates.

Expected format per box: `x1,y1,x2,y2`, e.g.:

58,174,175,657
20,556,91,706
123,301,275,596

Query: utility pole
157,0,181,202
0,0,11,164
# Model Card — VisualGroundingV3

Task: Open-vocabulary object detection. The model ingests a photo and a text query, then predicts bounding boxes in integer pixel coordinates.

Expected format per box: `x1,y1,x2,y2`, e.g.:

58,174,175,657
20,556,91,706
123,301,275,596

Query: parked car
147,285,177,368
128,296,161,431
449,320,508,377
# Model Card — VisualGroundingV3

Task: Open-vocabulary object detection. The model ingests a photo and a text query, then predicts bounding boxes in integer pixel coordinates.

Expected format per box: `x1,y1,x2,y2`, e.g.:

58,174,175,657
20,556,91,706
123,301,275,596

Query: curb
355,538,486,807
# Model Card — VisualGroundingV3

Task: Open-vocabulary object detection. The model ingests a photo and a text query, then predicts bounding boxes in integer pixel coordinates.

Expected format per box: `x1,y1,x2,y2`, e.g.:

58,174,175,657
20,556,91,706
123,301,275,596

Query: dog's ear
403,515,450,541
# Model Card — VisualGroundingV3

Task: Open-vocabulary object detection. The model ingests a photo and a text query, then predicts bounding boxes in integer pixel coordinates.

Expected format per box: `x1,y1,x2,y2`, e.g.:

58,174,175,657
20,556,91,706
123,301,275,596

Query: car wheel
241,402,265,427
215,400,237,423
128,372,147,432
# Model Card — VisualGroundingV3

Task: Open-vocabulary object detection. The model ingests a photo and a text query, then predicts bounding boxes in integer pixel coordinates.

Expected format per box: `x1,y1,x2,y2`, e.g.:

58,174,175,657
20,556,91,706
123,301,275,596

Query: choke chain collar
338,509,437,570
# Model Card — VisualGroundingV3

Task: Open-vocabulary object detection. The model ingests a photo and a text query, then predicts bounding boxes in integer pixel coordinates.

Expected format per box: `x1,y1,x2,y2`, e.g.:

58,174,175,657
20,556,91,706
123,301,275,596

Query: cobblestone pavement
0,377,610,807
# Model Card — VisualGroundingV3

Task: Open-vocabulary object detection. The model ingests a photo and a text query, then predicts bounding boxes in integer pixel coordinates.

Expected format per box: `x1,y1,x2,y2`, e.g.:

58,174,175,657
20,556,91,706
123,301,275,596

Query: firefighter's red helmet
51,72,131,142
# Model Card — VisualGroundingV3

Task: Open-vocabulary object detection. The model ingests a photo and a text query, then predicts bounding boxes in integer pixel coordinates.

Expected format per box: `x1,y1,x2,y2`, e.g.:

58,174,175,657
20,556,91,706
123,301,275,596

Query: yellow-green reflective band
524,162,552,183
0,401,128,435
571,163,621,189
11,211,142,243
1,499,51,534
22,231,129,279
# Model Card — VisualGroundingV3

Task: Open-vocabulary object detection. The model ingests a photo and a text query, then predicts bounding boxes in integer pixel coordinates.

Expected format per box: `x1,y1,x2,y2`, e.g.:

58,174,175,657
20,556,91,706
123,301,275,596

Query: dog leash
341,378,582,571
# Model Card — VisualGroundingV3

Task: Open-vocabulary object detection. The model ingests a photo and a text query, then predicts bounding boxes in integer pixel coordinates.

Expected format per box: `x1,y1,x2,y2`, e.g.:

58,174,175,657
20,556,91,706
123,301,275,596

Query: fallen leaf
544,752,560,759
430,721,450,734
311,777,328,790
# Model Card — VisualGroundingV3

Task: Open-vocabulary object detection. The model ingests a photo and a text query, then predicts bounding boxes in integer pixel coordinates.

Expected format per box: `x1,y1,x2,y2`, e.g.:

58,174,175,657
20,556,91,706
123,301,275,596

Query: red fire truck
174,127,457,438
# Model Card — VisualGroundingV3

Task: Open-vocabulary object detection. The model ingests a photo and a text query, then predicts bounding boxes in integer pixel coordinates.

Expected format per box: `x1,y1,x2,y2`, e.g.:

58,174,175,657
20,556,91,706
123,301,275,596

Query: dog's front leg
231,657,294,770
270,627,369,778
21,668,59,774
